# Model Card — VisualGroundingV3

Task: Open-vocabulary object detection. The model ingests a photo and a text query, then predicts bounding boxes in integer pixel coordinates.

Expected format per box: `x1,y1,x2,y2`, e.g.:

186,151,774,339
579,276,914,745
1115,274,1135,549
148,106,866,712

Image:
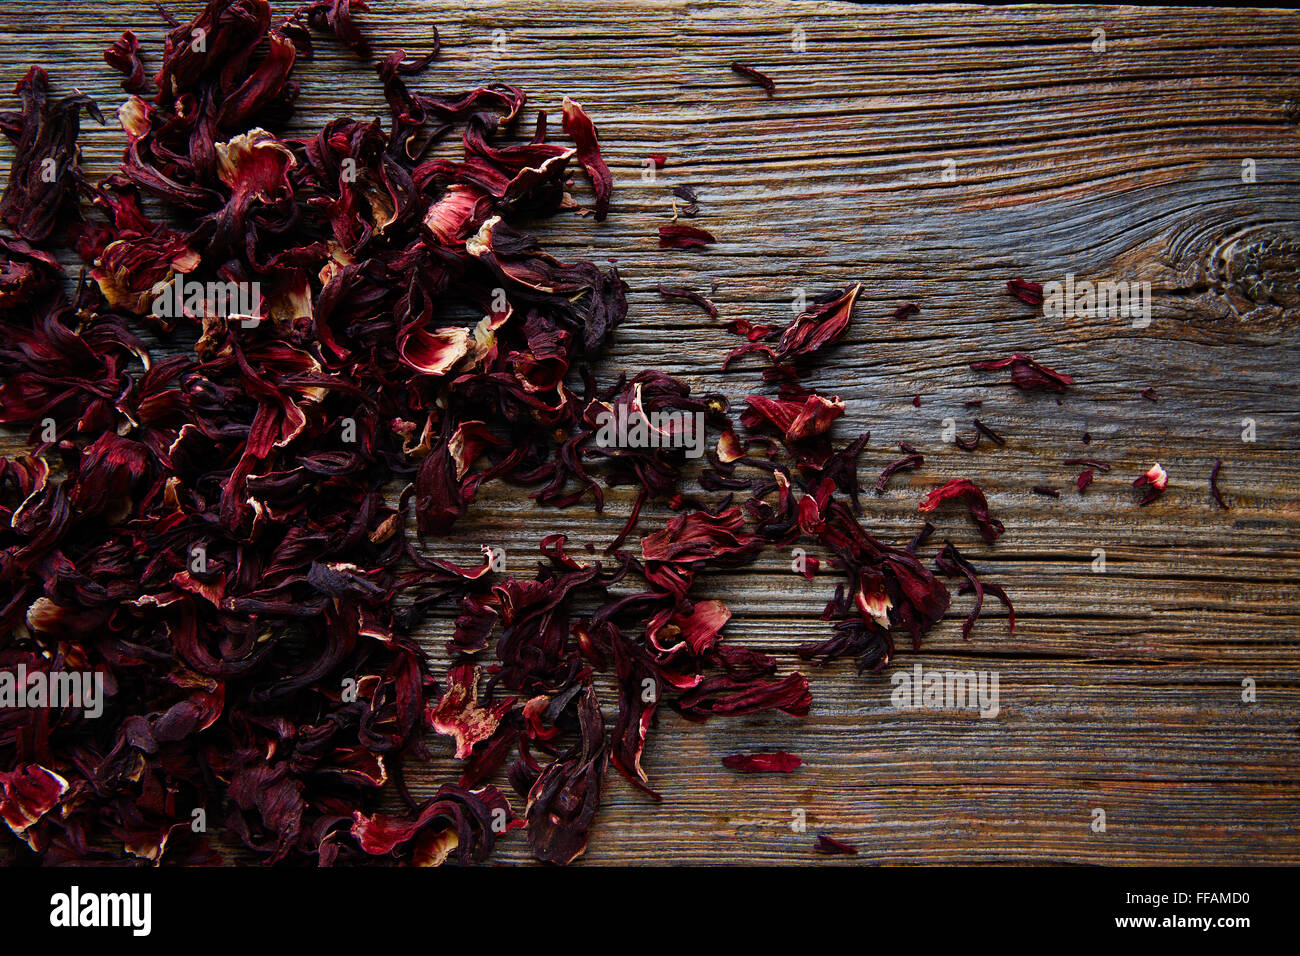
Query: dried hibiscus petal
675,672,812,720
658,224,716,249
1133,462,1168,506
561,97,612,221
721,752,801,773
776,283,860,360
725,284,861,368
1210,458,1229,510
876,449,924,493
815,834,858,855
0,764,68,846
641,506,764,596
350,784,519,864
918,478,1005,544
427,664,514,760
730,61,775,94
609,629,662,799
299,0,375,58
970,353,1074,393
1006,278,1044,306
657,281,718,318
104,31,152,94
741,393,845,442
933,540,1015,640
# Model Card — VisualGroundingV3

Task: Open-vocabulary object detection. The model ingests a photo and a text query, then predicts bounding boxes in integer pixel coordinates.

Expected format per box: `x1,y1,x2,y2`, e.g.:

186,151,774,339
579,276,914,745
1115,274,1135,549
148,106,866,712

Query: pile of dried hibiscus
0,0,1028,866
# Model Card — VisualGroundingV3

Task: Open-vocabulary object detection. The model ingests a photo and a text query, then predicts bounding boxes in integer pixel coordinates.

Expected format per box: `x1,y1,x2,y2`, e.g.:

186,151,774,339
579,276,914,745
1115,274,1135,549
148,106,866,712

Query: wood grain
1,0,1298,864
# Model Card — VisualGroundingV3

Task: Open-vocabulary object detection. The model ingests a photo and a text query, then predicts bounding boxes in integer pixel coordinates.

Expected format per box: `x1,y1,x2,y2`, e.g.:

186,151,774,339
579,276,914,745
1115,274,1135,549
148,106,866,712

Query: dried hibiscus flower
350,784,519,865
0,0,1068,871
0,66,103,243
523,683,608,864
427,664,514,760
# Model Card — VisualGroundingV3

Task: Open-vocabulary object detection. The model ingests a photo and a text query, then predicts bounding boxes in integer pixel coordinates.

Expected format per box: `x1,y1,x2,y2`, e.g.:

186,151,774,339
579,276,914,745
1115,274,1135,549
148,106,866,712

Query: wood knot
1205,226,1300,326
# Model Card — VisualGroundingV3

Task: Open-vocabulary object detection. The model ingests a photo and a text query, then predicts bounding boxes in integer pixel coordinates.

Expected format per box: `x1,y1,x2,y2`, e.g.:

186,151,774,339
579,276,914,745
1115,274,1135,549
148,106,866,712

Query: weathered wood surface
1,0,1298,864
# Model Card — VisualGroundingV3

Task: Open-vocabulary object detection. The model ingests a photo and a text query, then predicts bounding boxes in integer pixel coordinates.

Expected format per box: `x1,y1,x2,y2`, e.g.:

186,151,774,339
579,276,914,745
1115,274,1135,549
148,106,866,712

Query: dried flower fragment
1133,461,1168,506
721,752,802,773
561,97,612,220
725,283,861,368
918,478,1005,544
658,224,716,249
814,834,857,855
933,541,1015,640
1210,458,1229,510
730,61,775,93
1006,278,1044,306
970,352,1073,393
657,281,718,318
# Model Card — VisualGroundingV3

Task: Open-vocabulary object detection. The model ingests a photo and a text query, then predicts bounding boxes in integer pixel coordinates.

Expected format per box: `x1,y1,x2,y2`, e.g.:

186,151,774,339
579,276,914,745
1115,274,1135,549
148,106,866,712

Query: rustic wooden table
2,0,1298,864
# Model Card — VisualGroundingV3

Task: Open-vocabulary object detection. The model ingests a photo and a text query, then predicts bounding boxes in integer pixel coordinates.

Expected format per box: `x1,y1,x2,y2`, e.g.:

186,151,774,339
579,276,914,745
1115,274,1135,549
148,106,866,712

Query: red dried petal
658,224,716,249
970,352,1073,393
721,752,802,773
918,477,1005,544
815,834,858,855
1006,278,1044,306
561,97,612,221
730,61,775,94
0,764,68,839
427,664,514,760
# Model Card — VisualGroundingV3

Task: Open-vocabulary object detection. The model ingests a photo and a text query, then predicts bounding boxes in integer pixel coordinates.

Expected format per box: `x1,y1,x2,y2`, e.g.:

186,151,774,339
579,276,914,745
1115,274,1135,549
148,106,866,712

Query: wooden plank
0,0,1298,864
